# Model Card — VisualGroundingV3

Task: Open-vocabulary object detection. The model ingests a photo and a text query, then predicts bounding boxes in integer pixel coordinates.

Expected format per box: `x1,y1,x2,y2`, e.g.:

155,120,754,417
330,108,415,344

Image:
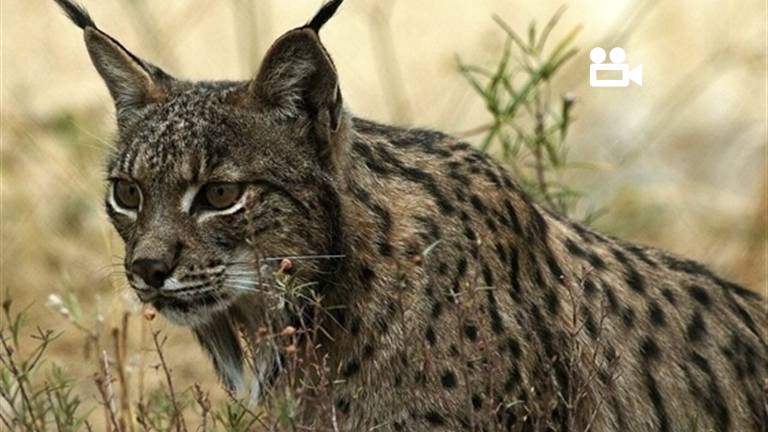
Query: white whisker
259,254,347,262
223,284,271,295
225,278,272,286
224,280,269,289
164,283,209,293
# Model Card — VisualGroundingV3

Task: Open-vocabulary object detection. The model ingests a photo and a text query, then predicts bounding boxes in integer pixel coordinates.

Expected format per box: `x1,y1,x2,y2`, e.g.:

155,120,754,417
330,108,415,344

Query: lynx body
54,1,767,430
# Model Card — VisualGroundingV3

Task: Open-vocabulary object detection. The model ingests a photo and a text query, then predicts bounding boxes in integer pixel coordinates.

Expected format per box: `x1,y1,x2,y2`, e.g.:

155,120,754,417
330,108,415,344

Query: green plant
0,298,92,431
459,8,603,222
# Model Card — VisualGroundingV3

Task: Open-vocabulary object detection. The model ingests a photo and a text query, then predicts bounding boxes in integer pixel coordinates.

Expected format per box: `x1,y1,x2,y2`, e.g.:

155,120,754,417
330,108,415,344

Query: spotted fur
54,0,767,430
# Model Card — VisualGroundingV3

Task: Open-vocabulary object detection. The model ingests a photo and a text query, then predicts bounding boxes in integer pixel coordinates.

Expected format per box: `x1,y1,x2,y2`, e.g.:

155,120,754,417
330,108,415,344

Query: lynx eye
113,180,141,209
197,182,244,211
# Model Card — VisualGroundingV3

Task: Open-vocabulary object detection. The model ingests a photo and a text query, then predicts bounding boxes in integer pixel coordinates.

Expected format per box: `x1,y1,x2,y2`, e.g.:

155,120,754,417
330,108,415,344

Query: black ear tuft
53,0,96,29
53,0,173,123
306,0,344,33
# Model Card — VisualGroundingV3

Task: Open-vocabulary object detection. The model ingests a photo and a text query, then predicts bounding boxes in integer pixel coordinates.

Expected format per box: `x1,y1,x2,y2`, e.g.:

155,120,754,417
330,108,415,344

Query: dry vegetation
0,0,765,430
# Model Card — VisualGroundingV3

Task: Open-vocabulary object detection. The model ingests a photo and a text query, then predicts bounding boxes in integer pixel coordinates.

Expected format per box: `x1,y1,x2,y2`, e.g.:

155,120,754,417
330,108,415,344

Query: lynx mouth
150,291,227,313
128,260,279,326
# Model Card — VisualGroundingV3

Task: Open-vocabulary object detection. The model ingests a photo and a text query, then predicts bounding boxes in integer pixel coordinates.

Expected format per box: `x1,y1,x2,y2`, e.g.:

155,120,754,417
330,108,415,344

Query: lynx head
55,0,346,326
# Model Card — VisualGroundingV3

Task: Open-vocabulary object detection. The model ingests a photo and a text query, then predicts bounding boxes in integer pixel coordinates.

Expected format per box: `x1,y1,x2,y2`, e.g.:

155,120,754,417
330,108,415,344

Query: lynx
54,0,767,430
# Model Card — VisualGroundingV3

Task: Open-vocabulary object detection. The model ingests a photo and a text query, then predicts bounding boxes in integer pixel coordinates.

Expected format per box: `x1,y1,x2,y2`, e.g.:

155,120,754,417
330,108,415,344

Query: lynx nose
131,258,171,289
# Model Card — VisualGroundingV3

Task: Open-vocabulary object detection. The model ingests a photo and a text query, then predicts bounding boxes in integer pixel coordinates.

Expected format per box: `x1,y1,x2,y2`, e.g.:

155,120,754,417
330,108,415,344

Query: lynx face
66,7,347,325
104,89,257,324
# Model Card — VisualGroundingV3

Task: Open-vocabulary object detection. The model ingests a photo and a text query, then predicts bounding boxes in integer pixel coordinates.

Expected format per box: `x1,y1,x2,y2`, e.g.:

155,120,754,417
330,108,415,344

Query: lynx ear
84,28,170,120
249,0,344,132
53,0,171,122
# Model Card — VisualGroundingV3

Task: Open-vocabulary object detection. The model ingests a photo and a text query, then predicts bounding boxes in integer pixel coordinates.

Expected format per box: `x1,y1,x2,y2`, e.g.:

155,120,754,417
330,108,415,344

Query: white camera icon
589,47,642,88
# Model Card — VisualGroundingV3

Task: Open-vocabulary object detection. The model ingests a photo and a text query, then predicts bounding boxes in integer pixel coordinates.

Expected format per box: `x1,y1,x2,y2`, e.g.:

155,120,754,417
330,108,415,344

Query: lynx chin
54,0,767,430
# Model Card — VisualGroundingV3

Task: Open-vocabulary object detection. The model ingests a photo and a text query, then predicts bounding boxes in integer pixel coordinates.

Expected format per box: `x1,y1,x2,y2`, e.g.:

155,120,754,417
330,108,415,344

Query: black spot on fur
503,200,524,236
545,252,565,284
360,266,376,282
625,244,658,268
440,370,457,389
582,306,598,337
494,242,508,262
647,301,666,327
362,344,375,359
508,247,522,302
687,285,712,307
686,310,707,343
335,397,350,414
688,352,731,431
482,168,503,187
430,301,443,318
448,258,467,299
611,248,645,294
621,306,636,328
545,289,560,315
484,216,498,232
470,194,486,212
464,323,478,341
624,264,646,294
583,279,598,297
448,167,471,186
640,336,661,360
663,254,710,276
386,300,399,316
449,344,459,357
425,325,437,346
464,225,477,242
643,369,670,432
506,337,522,358
342,359,360,378
471,394,483,410
449,142,471,151
349,318,361,336
482,264,494,286
572,222,599,243
526,206,549,241
565,239,606,270
660,287,677,305
424,411,446,425
486,290,505,334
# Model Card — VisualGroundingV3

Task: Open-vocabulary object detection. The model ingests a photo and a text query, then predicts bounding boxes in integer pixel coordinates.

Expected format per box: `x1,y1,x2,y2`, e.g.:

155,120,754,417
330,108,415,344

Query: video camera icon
589,47,642,88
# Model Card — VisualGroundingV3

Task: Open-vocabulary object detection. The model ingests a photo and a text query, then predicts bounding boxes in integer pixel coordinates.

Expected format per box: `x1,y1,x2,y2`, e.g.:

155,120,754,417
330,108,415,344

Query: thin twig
0,332,39,428
193,383,211,432
95,350,121,432
150,330,188,432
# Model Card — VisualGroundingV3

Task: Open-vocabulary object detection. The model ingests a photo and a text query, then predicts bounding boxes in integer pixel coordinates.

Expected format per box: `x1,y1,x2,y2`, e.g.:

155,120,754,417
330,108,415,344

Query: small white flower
46,293,63,309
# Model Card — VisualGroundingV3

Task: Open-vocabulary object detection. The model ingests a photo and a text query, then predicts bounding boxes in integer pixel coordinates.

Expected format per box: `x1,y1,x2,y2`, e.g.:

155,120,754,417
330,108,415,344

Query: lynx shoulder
53,0,767,430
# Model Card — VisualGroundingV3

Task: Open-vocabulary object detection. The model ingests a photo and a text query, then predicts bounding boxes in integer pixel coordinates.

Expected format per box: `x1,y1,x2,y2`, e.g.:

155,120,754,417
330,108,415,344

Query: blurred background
1,0,766,421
